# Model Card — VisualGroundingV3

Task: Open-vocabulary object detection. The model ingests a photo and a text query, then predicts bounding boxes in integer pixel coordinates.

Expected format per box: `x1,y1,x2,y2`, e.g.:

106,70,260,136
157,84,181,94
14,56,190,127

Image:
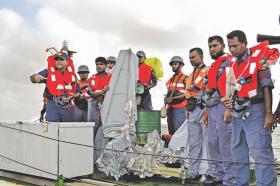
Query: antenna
62,40,69,51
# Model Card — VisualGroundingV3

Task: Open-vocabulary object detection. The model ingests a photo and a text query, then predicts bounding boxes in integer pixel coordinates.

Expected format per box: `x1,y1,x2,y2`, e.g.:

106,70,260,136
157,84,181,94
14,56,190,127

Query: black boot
203,175,223,185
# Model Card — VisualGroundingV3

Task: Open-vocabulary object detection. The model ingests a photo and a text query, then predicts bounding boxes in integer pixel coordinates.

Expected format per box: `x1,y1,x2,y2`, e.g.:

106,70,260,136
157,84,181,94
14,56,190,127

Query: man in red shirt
136,50,157,111
88,57,111,131
88,57,111,163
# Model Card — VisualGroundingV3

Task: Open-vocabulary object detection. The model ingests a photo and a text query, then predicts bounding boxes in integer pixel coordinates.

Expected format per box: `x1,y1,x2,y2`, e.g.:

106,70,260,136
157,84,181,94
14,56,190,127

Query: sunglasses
78,71,89,74
55,57,65,61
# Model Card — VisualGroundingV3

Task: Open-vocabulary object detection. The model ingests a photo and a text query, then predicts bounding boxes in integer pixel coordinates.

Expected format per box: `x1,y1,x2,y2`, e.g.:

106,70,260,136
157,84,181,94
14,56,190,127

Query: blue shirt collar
237,49,249,63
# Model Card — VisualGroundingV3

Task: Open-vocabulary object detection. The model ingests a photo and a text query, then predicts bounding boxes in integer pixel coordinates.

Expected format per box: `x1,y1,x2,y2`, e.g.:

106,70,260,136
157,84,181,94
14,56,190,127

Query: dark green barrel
136,111,161,144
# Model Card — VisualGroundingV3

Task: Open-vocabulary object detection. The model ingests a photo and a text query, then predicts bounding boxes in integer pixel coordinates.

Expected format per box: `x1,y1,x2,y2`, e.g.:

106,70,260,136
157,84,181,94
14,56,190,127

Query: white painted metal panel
0,122,94,180
58,123,94,178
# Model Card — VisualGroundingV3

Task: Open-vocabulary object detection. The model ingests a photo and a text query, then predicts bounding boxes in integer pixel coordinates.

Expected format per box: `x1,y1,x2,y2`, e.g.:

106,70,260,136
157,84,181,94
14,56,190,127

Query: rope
0,154,57,177
0,153,127,186
1,123,280,166
1,122,279,185
93,146,280,166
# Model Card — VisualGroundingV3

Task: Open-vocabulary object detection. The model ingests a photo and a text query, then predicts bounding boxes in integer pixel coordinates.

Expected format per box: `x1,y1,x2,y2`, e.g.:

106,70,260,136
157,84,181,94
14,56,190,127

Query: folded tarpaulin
101,49,139,139
168,118,209,174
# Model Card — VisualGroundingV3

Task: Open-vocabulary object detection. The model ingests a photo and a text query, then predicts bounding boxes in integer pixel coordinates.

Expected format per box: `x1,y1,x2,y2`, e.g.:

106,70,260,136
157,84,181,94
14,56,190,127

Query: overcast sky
0,0,280,121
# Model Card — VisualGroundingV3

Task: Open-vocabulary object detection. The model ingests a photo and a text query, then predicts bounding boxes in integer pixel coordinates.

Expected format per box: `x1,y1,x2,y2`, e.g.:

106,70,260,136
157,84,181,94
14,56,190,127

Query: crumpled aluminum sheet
96,101,135,181
97,101,168,180
97,127,191,180
96,102,208,181
127,130,166,178
96,131,134,180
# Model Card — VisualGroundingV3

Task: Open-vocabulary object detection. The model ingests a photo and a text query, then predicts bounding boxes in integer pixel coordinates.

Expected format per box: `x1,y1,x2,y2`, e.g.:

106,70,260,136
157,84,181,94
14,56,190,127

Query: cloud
0,9,49,121
0,6,103,121
0,0,280,122
51,0,198,50
0,10,45,80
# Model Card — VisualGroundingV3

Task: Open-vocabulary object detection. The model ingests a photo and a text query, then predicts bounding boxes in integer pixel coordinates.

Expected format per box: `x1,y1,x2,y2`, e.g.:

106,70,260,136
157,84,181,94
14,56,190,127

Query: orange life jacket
257,41,279,66
46,55,77,96
77,79,90,99
139,63,152,84
218,41,279,98
166,73,188,108
207,53,232,90
46,65,77,96
185,64,208,98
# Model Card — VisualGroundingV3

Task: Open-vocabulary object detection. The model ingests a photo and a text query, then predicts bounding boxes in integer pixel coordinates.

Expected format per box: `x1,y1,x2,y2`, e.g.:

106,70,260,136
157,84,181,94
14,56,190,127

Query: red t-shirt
88,73,111,91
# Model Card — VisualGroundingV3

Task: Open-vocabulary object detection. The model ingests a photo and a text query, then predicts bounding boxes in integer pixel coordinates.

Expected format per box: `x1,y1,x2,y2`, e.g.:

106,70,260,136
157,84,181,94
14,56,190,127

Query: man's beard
211,51,224,60
97,70,105,74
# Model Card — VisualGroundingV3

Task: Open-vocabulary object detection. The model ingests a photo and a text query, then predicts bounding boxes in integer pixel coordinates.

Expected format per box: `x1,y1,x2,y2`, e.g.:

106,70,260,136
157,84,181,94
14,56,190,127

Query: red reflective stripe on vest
88,73,111,91
139,63,152,84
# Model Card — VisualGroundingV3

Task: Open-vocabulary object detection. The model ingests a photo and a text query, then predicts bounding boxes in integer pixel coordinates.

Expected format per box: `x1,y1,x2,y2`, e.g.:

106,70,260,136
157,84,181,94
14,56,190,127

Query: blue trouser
206,103,235,185
167,107,186,134
88,99,101,137
73,107,88,122
232,103,277,186
140,91,153,111
88,99,104,163
94,124,106,163
45,100,74,122
187,106,204,176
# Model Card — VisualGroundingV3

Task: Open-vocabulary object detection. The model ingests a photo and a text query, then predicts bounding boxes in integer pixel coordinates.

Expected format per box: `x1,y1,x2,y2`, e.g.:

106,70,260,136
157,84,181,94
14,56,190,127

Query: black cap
54,52,68,60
